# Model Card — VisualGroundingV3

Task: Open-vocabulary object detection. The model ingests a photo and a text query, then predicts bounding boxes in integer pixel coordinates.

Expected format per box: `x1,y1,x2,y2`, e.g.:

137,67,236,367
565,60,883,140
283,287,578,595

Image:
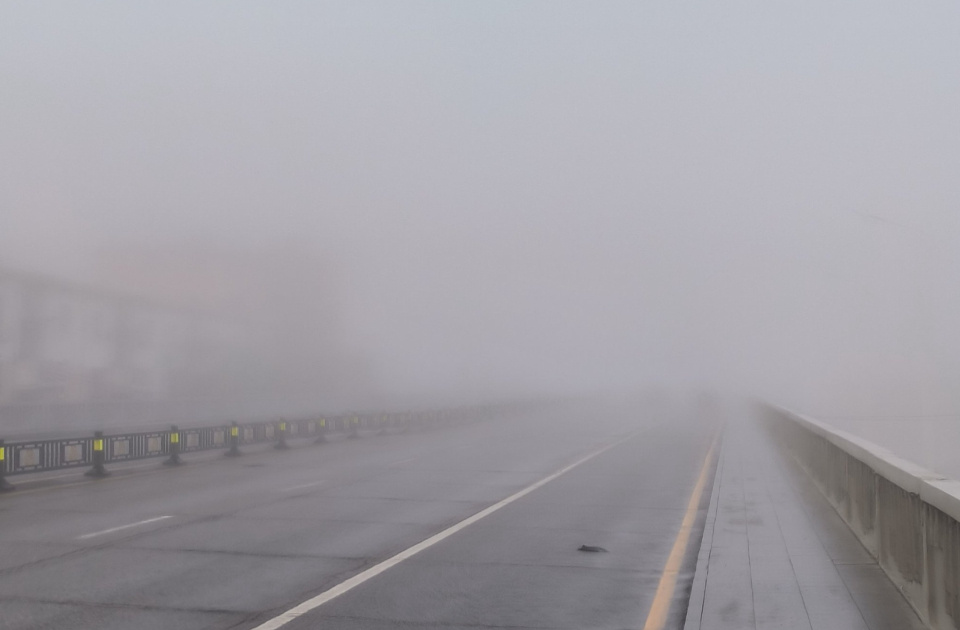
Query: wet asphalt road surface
0,402,718,630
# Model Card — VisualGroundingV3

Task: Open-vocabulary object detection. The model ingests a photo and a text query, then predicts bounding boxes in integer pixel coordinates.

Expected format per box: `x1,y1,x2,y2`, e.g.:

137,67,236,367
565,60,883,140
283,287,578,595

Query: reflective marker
275,419,290,450
0,439,13,492
226,422,242,457
86,431,109,477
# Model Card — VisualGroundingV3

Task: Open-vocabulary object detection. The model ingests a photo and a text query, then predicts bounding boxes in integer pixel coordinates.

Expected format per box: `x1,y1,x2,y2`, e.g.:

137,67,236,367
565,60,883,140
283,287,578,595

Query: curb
683,432,726,630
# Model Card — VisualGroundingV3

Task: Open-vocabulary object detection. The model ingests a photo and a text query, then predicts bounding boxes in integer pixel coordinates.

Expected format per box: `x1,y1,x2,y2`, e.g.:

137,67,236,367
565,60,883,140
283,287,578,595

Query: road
0,401,718,630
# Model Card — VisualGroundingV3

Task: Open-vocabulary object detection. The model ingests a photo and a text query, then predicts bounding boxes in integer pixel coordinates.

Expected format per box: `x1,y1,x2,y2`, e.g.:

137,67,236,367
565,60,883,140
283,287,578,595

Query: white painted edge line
390,456,419,466
249,432,638,630
17,459,163,485
280,481,325,492
77,515,174,540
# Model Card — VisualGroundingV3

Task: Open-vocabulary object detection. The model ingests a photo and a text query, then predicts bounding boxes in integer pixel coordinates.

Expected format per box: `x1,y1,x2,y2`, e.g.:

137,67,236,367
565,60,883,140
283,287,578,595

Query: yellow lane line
642,432,720,630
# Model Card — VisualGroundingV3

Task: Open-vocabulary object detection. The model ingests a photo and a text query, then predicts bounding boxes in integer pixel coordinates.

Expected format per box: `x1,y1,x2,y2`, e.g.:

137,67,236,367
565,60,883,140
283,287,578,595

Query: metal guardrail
0,407,485,490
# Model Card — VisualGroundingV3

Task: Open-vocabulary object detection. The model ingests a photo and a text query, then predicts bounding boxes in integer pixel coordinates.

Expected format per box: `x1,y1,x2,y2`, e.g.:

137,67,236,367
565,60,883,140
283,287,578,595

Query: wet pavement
0,402,717,630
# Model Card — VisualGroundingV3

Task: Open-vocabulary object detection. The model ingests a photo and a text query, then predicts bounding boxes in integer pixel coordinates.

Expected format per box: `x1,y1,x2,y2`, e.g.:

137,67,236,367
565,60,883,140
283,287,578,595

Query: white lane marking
390,456,419,465
249,431,638,630
77,515,174,540
280,481,325,492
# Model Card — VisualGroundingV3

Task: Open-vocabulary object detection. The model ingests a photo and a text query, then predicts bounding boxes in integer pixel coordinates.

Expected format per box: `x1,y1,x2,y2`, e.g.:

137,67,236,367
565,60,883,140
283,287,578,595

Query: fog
3,2,960,433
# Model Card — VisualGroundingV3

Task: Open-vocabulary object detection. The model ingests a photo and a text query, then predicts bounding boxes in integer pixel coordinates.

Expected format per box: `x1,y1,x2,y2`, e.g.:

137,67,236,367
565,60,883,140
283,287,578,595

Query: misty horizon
3,1,960,419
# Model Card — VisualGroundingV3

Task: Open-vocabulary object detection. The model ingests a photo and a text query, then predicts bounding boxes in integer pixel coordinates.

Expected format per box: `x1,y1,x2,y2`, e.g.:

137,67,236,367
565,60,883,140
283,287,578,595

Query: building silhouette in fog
0,266,237,431
0,246,378,433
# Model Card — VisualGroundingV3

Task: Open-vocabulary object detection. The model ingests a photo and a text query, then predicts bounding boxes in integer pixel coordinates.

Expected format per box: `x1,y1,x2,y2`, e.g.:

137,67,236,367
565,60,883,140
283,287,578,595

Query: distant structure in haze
0,266,241,431
0,243,378,434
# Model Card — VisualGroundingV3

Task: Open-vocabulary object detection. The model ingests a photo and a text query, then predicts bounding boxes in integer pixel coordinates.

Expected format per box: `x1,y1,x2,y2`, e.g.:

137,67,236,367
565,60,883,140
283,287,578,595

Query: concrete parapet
764,404,960,630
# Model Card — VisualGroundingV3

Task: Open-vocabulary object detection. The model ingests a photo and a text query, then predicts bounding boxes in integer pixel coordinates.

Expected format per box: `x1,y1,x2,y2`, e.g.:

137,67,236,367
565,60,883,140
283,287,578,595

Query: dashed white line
280,481,325,492
248,431,638,630
77,515,174,540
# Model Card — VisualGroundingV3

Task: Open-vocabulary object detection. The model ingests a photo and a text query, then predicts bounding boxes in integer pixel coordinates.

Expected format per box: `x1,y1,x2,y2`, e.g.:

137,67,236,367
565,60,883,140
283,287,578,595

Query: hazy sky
3,1,959,410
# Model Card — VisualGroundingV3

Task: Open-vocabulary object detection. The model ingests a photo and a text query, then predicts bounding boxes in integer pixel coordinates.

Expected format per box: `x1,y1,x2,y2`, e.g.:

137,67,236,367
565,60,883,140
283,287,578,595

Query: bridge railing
0,406,491,488
763,404,960,630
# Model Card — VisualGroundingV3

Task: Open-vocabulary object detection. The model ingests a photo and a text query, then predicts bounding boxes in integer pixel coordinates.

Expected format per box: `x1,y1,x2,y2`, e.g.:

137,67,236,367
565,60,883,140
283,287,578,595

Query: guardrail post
85,431,109,478
275,419,290,450
0,440,15,492
225,422,242,457
348,415,360,439
314,417,327,444
163,424,183,466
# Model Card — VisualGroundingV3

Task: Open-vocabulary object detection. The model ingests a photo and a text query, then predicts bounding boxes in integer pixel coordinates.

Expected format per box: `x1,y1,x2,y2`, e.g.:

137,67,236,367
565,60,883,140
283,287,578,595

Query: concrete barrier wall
764,404,960,630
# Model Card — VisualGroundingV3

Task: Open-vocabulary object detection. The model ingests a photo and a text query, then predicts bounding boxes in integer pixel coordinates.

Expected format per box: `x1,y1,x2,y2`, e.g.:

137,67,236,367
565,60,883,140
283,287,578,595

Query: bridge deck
0,403,715,630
